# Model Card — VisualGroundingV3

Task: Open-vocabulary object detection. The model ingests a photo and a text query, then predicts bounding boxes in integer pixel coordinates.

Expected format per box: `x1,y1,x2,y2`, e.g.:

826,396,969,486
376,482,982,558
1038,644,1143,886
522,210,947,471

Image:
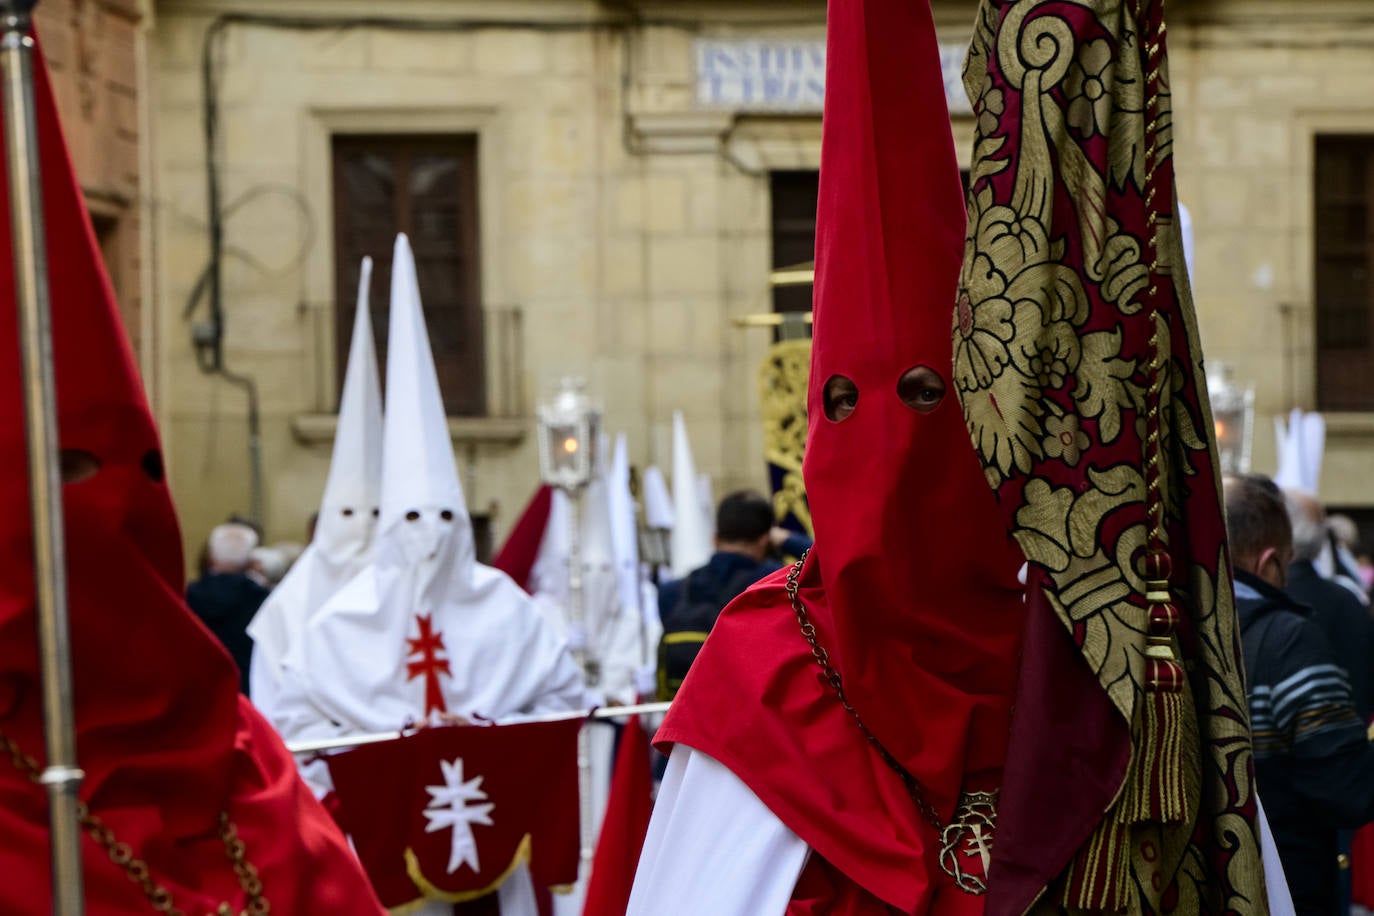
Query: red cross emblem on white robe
406,613,451,716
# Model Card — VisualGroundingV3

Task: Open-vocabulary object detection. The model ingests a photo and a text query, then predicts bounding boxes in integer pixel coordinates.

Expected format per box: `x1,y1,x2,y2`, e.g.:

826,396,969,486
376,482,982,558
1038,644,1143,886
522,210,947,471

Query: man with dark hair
1225,472,1374,915
657,490,810,621
655,491,810,697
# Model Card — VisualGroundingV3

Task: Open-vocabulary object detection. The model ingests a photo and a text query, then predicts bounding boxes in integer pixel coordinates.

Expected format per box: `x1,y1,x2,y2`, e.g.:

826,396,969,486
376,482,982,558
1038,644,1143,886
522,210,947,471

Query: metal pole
0,4,86,913
565,491,597,868
284,702,675,756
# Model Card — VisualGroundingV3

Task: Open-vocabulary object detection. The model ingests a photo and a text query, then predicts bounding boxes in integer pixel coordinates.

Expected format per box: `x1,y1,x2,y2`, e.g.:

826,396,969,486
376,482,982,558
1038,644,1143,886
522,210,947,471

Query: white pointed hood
316,256,384,562
248,258,382,708
297,234,582,736
641,465,675,531
670,411,714,578
609,434,643,619
529,488,572,605
376,233,474,598
1274,408,1325,494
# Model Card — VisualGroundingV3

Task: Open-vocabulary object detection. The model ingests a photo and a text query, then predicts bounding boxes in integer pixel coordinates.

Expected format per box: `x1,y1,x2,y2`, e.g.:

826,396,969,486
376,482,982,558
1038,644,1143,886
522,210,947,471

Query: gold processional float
736,261,815,538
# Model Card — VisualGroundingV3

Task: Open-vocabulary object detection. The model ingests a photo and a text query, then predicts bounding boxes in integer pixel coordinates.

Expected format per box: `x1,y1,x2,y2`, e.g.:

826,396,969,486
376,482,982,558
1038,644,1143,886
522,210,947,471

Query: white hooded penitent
669,411,713,579
529,475,644,707
249,257,383,717
610,433,660,672
1274,408,1325,495
299,234,582,736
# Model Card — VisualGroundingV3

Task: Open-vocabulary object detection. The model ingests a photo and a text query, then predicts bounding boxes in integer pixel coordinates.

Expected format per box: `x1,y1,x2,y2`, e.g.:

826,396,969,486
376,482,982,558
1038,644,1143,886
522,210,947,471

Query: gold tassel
1118,669,1190,824
1059,816,1131,912
1117,584,1192,826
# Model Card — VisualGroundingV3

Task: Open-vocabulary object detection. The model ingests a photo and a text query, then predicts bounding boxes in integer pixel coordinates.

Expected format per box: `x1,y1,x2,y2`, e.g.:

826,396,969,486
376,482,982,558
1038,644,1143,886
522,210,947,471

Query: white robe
629,746,1297,916
299,562,583,735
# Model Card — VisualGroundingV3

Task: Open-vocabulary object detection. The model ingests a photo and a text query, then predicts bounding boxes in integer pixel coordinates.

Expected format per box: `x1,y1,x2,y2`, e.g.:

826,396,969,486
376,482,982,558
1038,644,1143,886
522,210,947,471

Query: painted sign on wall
695,38,973,115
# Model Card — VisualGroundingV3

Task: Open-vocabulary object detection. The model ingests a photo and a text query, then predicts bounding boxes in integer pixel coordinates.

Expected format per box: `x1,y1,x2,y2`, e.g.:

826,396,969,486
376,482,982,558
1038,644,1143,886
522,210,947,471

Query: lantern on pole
1207,362,1255,474
534,377,602,870
536,377,602,494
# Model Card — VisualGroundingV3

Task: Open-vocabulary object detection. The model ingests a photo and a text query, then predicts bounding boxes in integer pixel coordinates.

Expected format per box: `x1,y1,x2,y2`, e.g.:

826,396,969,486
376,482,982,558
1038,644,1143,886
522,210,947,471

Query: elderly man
1226,474,1374,916
1284,489,1374,719
187,521,270,693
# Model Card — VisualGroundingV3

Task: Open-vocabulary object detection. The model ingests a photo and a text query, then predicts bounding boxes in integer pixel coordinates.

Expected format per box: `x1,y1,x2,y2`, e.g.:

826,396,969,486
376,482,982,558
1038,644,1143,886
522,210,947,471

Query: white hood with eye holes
248,257,383,724
295,234,582,740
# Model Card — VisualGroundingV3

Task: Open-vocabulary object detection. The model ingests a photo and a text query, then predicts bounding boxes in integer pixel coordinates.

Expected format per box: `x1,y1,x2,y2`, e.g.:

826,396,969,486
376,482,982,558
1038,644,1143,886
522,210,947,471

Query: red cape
656,553,1003,916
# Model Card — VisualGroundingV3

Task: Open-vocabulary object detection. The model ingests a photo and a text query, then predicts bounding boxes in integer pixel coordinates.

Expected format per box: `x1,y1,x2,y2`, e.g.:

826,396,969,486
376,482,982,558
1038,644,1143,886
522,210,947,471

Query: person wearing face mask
249,257,383,738
630,2,1025,911
1225,474,1374,916
290,236,583,913
630,1,1289,914
0,38,385,913
294,234,583,761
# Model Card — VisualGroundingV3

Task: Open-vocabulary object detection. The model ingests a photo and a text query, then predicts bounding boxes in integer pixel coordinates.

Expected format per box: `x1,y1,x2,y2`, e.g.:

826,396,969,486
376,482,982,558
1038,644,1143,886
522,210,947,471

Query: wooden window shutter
333,135,486,417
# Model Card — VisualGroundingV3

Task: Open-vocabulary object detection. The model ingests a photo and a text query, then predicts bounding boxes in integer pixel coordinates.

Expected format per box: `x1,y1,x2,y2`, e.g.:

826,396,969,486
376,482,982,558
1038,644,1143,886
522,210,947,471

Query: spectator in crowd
1285,489,1374,719
655,490,811,698
657,490,811,622
1224,473,1374,916
1329,513,1374,600
186,522,270,694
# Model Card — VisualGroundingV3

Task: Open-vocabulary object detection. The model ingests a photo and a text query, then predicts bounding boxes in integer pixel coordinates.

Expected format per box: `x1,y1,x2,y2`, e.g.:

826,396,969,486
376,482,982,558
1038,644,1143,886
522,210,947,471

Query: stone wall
38,0,146,367
1170,0,1374,503
151,0,828,557
149,0,1374,563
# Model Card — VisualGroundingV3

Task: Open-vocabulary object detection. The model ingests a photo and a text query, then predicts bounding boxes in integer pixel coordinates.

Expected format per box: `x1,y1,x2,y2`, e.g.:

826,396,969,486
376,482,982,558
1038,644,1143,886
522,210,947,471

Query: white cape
299,562,583,734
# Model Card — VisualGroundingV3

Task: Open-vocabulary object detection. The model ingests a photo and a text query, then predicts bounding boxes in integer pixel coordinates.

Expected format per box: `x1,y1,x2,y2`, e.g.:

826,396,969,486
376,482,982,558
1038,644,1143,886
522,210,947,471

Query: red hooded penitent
0,35,385,915
656,1,1026,912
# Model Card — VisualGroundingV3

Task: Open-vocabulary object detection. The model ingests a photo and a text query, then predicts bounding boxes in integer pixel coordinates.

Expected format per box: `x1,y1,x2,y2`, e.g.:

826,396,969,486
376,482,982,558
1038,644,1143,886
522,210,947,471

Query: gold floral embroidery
1065,39,1114,138
957,0,1266,910
1043,413,1090,465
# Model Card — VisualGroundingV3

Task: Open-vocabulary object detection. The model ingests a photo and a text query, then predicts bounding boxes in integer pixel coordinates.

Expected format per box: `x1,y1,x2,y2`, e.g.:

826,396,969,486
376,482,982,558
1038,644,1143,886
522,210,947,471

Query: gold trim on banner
395,834,533,910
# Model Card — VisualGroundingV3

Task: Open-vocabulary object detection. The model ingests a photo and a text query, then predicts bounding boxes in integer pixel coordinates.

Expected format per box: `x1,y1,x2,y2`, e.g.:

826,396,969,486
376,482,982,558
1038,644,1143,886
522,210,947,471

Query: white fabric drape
629,746,1297,916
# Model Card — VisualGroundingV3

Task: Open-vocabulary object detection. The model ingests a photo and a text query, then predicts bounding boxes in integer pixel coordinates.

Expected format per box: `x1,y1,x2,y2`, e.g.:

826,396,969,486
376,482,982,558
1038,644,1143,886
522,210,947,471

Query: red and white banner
328,718,582,910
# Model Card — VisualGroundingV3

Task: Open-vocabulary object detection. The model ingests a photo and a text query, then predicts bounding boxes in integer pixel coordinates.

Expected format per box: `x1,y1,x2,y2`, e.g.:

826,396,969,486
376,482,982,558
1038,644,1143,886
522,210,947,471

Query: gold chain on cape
784,552,998,895
0,730,270,916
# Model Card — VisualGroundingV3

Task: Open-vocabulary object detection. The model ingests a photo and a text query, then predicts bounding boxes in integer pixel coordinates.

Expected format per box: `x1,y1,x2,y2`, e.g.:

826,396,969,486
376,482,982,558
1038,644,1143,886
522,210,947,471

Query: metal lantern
1207,362,1255,474
536,377,602,494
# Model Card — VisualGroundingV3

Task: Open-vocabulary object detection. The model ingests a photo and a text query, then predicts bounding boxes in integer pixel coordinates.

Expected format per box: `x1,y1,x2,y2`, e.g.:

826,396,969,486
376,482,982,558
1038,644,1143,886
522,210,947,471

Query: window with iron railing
1315,135,1374,411
332,134,486,416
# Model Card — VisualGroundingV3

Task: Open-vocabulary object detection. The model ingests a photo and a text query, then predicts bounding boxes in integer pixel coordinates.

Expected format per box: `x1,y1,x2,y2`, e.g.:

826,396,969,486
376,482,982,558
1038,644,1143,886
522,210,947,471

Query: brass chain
0,730,269,916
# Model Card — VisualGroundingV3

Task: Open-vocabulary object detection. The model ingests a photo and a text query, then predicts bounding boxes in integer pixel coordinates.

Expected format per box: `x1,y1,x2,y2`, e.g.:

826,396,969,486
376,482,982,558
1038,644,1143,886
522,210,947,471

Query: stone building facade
37,0,149,376
145,0,1374,558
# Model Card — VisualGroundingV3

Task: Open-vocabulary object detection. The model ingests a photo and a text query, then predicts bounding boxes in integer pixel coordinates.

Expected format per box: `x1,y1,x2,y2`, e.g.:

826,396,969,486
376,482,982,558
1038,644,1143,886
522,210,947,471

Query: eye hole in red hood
896,365,946,414
823,375,859,422
60,449,100,484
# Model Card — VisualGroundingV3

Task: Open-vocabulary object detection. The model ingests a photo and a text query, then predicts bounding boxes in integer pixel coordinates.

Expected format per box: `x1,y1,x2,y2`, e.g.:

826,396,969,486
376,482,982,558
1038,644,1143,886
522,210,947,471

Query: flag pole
284,701,674,756
0,3,86,913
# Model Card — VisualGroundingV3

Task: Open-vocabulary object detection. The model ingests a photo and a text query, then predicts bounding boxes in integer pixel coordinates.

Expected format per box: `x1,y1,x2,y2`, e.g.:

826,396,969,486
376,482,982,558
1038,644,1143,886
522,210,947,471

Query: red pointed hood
0,36,239,840
491,484,554,593
801,0,1025,818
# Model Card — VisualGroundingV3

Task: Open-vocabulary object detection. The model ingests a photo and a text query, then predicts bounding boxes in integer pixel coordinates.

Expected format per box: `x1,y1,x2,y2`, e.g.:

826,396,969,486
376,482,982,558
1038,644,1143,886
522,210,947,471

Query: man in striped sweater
1225,473,1374,915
